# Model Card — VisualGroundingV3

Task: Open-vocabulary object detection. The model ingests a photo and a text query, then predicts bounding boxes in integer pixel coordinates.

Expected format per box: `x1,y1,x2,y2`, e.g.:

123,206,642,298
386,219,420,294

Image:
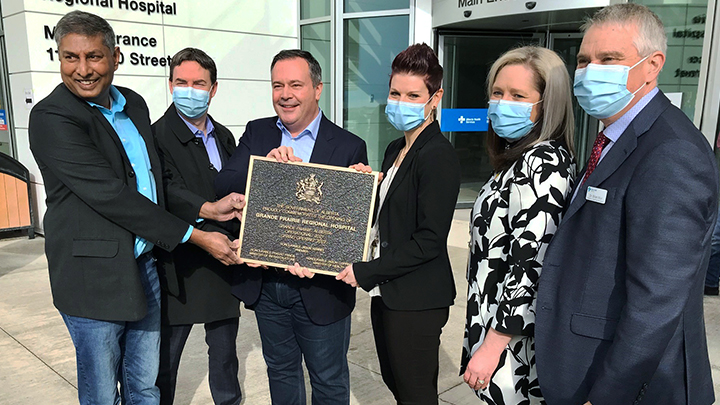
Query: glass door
0,20,13,157
548,33,599,165
439,33,543,206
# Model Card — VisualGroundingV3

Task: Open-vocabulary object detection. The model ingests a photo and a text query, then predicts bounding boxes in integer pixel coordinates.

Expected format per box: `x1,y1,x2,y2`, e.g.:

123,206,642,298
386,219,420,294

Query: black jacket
153,104,240,325
354,121,461,311
29,84,189,321
215,113,368,325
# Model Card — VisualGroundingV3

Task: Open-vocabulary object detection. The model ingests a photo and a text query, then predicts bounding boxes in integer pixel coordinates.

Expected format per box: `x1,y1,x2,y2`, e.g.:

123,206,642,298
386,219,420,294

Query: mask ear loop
627,55,650,97
424,90,439,121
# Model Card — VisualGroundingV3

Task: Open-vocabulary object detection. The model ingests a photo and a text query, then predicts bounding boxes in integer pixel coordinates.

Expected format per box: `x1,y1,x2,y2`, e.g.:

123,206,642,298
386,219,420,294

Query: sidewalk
1,210,719,404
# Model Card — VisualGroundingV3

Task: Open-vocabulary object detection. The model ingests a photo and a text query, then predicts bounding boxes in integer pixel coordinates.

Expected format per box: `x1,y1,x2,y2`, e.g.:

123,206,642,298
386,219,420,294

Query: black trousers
370,297,450,405
156,317,241,405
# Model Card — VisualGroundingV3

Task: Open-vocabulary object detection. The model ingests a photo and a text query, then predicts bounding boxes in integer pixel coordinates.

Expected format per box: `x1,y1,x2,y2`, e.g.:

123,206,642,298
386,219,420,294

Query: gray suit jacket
535,91,718,405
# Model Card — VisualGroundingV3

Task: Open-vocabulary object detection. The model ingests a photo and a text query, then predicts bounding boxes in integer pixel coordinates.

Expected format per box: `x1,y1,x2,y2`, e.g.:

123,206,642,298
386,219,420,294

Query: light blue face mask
172,86,211,119
573,56,648,119
385,93,436,132
488,99,541,141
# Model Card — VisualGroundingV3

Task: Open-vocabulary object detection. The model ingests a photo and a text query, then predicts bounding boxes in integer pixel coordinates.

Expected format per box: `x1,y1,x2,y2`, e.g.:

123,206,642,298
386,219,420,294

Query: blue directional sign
440,108,489,132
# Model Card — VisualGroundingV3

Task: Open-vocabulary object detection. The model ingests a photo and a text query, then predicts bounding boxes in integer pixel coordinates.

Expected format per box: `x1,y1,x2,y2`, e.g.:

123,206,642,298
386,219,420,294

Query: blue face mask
488,99,541,141
573,56,647,119
172,86,211,119
385,93,436,132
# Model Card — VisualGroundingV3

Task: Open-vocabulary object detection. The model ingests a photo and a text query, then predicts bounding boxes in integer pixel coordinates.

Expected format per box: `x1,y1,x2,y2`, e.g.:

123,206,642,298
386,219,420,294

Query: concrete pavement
1,210,719,404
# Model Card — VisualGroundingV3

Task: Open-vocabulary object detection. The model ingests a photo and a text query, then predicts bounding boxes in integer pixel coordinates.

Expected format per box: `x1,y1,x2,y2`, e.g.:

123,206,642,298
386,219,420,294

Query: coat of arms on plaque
296,174,323,204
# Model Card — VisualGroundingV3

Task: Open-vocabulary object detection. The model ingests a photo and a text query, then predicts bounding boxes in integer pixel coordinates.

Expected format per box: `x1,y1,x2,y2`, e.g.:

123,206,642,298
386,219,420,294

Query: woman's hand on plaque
336,264,358,287
267,146,302,163
349,163,383,182
286,262,315,278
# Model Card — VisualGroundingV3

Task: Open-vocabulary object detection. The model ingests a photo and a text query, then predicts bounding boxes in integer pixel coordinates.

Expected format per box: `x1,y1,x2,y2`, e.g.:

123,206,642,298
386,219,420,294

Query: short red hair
389,43,443,95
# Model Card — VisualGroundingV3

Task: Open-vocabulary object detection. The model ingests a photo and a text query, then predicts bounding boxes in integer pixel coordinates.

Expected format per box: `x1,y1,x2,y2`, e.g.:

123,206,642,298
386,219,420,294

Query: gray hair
271,49,322,87
55,10,116,52
582,3,667,56
487,46,575,153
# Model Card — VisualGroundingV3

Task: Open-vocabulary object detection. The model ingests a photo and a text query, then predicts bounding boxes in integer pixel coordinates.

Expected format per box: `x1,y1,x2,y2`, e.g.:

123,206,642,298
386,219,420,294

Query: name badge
586,186,607,204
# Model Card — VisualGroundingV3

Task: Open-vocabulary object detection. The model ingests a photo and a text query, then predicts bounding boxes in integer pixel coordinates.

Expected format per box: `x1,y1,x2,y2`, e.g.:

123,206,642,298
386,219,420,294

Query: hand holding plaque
238,156,379,275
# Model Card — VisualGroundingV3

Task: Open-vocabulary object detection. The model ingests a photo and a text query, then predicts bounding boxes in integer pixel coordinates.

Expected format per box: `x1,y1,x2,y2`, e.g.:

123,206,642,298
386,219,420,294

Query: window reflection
343,16,410,170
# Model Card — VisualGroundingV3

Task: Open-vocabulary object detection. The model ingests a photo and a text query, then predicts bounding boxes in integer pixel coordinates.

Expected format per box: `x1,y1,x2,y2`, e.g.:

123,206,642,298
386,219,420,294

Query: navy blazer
214,114,368,325
29,84,190,321
535,91,718,405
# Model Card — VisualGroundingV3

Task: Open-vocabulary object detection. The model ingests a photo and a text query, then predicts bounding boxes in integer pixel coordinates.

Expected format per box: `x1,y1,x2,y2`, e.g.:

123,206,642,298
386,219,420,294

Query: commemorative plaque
238,156,379,275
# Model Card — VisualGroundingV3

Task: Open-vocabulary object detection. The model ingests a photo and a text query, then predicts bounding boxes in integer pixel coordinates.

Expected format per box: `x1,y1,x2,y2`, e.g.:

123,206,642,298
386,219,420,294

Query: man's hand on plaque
267,146,302,163
336,264,358,287
200,192,246,221
189,229,243,266
285,262,315,278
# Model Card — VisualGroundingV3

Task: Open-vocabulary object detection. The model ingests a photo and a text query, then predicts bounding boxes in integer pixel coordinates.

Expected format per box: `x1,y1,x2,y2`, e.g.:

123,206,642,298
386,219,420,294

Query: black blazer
29,84,190,321
153,104,240,325
535,91,718,405
354,121,461,311
214,114,368,325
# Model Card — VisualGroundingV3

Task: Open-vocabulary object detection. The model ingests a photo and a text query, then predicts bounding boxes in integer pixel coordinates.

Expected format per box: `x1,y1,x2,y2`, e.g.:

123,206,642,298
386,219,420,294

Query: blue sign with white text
440,108,489,132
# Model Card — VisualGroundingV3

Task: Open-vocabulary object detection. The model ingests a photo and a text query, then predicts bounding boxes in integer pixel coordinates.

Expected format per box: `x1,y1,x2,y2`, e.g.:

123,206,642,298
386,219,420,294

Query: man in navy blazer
215,49,367,404
535,4,717,405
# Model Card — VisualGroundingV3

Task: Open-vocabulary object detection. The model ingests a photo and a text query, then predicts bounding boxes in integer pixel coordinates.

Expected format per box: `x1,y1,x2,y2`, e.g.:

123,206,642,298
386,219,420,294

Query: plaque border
237,155,379,276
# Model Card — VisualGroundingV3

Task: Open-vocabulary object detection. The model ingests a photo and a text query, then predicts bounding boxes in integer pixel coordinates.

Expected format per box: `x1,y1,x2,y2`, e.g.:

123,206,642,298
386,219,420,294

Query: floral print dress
460,140,575,405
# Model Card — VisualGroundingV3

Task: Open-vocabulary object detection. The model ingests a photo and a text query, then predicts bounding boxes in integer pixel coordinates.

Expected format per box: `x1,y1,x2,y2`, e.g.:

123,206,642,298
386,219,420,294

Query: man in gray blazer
535,4,717,405
29,11,242,405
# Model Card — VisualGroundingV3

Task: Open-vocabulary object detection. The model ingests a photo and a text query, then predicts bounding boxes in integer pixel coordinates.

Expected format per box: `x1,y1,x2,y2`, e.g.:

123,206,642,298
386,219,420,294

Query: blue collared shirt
178,113,223,171
599,87,659,163
88,86,192,257
277,109,322,162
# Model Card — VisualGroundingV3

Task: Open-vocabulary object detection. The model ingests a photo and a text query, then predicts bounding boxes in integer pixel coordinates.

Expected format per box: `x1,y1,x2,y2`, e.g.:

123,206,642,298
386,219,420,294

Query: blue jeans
253,272,351,405
61,253,161,405
706,204,720,288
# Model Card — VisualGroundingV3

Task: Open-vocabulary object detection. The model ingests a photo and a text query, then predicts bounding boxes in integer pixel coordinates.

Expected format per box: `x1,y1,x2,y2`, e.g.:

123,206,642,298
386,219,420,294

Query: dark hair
271,49,322,87
169,47,218,83
55,10,115,51
389,43,443,95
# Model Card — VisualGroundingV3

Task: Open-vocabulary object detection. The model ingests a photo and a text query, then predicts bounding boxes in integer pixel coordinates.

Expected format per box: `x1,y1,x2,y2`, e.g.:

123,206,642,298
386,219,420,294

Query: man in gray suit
535,4,717,405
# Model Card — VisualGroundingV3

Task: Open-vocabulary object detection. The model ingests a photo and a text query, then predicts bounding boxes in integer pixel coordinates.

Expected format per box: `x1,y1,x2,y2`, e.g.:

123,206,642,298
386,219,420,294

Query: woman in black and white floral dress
460,46,576,405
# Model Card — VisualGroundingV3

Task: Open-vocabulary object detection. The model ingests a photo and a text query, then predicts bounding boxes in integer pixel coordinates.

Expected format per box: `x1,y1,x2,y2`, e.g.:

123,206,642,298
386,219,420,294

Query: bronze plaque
238,156,379,275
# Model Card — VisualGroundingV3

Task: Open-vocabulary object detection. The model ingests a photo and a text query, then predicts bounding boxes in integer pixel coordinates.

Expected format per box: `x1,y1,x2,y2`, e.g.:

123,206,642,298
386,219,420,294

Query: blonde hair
486,46,575,170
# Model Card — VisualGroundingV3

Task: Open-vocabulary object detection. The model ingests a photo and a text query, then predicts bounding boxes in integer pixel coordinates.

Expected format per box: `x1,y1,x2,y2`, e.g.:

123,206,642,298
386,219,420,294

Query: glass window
343,15,409,170
442,34,541,205
632,0,709,119
301,22,332,116
344,0,410,13
300,0,331,19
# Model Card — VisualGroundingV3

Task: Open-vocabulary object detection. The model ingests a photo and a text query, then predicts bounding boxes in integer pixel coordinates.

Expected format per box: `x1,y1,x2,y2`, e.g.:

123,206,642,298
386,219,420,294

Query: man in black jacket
29,12,242,405
215,49,367,405
153,48,241,405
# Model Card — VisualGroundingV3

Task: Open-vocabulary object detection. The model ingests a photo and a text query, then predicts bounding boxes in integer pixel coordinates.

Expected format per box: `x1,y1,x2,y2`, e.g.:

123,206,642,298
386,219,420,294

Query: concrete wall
1,0,298,233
